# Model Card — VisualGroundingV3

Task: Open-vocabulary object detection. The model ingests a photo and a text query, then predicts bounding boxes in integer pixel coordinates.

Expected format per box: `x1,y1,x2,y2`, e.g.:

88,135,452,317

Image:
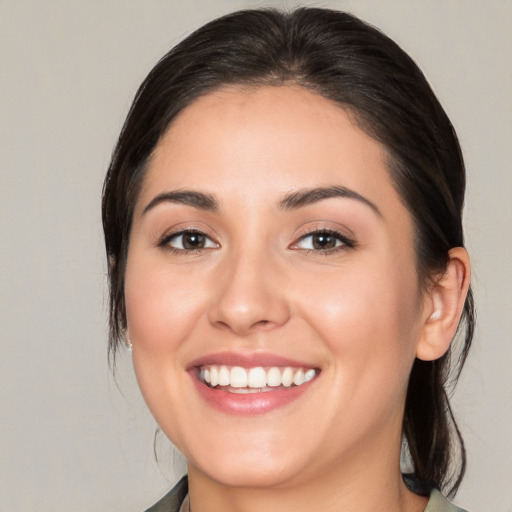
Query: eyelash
158,228,356,255
292,228,356,255
158,229,219,254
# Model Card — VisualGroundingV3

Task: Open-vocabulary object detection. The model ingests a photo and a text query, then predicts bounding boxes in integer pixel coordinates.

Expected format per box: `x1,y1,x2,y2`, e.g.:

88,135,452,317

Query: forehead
135,85,413,232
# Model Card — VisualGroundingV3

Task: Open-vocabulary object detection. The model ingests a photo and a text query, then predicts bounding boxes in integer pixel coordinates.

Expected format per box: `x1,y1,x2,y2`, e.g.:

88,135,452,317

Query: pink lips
188,351,315,369
188,351,319,415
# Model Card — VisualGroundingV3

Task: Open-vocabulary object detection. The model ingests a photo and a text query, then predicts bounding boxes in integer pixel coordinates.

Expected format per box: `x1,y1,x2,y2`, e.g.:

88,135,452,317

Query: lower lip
190,373,317,415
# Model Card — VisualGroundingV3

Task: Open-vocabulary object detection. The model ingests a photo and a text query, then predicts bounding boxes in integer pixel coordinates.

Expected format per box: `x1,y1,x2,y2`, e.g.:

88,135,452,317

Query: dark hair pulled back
102,7,475,497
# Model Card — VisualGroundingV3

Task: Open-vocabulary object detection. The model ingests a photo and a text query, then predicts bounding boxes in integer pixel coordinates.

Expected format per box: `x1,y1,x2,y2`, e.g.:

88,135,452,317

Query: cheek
296,259,422,383
124,260,207,443
124,261,205,351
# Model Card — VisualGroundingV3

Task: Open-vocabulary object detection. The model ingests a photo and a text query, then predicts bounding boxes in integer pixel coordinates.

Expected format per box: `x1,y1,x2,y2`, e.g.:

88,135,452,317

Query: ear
416,247,471,361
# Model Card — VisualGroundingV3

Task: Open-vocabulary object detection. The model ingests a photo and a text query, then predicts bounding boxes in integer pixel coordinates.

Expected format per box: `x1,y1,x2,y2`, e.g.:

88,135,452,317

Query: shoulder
424,488,470,512
403,475,470,512
143,476,188,512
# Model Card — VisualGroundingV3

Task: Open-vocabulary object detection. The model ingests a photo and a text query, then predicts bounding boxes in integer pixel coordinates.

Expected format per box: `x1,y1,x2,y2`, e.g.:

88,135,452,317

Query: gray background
1,1,511,511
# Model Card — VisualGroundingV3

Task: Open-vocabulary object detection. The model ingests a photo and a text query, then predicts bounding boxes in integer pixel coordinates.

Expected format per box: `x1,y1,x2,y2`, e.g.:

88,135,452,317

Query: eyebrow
280,186,382,217
142,185,381,217
142,190,219,215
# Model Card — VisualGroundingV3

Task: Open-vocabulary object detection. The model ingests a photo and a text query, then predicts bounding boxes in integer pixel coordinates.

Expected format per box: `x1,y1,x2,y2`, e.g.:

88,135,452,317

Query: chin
190,457,305,489
182,429,314,489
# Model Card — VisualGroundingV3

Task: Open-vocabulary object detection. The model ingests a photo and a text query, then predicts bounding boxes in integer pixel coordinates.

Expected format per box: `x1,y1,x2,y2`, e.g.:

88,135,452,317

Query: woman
102,8,474,512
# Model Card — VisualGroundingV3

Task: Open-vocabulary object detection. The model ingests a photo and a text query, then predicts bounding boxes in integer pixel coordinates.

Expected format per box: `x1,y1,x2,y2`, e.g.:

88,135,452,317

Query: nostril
216,320,232,331
215,318,272,333
251,319,273,330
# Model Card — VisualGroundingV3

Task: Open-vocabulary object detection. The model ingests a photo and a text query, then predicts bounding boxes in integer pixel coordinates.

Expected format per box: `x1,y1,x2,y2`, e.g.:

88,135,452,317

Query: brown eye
293,230,355,252
182,232,206,249
165,230,218,251
311,233,337,250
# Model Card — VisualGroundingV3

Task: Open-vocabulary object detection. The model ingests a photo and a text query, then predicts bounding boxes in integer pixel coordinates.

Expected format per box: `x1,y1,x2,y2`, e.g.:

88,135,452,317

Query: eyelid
158,226,220,251
154,220,219,242
289,225,357,252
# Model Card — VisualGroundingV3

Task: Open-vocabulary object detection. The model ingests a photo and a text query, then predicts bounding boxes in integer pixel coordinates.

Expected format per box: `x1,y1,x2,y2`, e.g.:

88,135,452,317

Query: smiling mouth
197,365,319,394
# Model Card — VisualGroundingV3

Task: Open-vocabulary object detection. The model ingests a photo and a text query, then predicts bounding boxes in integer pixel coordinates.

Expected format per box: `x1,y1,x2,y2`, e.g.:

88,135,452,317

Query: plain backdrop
1,1,511,511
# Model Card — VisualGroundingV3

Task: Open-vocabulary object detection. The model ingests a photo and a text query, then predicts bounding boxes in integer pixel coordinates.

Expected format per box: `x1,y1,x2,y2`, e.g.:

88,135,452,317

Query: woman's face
125,86,429,488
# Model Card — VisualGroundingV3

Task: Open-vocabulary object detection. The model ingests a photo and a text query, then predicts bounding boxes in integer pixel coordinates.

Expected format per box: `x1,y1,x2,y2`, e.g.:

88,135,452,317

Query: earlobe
416,247,471,361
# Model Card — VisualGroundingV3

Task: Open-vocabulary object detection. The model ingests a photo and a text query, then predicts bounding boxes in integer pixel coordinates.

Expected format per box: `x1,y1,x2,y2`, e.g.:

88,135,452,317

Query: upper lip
187,351,319,370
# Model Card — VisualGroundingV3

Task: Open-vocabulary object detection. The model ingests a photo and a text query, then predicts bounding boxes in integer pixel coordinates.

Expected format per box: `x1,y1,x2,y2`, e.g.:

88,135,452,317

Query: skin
124,85,469,512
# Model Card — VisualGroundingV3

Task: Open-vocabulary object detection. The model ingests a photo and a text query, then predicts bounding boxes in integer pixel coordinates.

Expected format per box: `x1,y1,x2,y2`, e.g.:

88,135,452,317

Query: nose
208,249,290,335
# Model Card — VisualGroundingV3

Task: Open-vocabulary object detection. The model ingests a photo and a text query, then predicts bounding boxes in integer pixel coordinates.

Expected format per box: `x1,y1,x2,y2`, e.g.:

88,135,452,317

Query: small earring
430,310,441,320
124,331,133,351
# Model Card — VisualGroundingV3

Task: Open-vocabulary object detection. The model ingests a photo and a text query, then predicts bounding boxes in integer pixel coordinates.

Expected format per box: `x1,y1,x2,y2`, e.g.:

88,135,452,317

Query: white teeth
281,367,294,387
230,366,248,388
218,365,230,386
267,367,282,387
199,364,318,390
304,369,316,383
293,369,305,386
248,367,267,388
210,366,218,387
